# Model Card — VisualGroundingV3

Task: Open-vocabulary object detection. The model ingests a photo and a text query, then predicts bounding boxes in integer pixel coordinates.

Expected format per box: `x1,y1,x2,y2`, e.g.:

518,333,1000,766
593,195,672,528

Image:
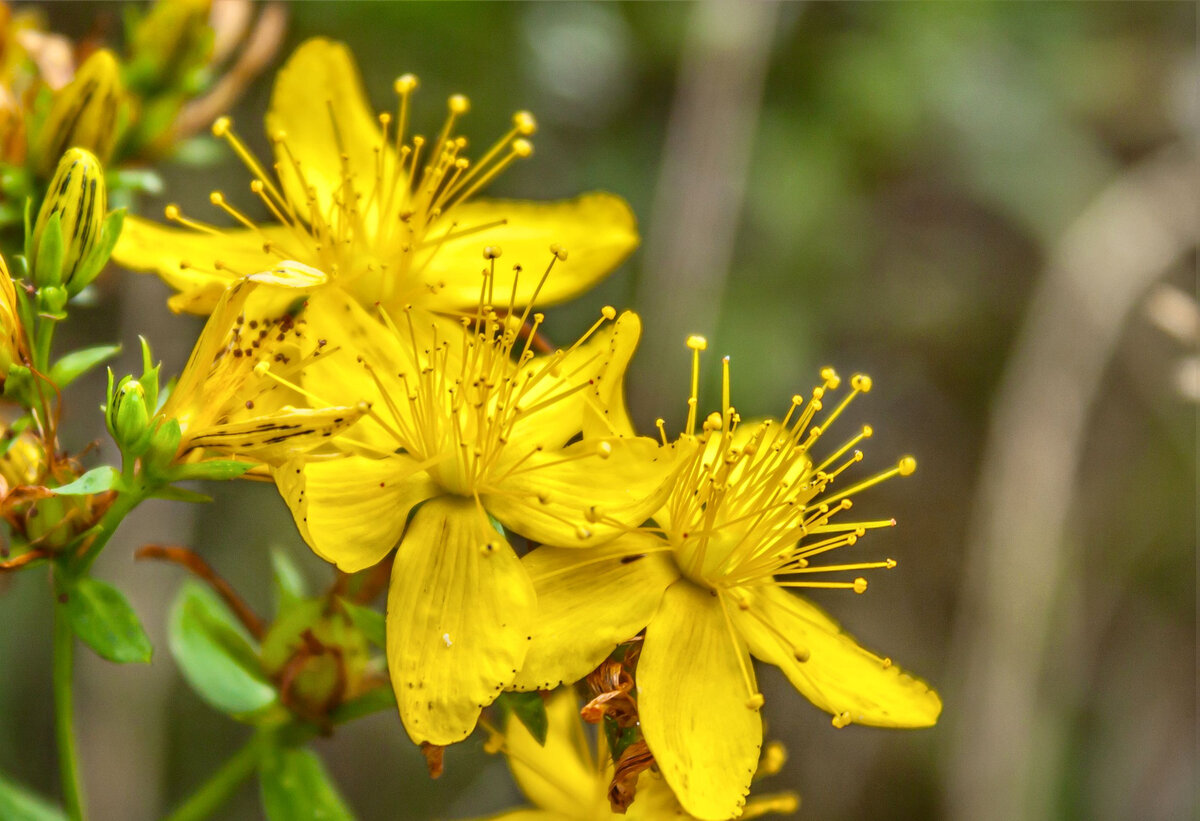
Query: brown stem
135,544,265,639
0,547,51,571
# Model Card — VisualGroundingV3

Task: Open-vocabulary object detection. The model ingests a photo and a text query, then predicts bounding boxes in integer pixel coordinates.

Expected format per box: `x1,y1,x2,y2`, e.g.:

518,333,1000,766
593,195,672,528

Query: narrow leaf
259,745,355,821
0,771,67,821
168,582,276,717
169,460,256,482
66,577,153,663
270,547,307,613
48,344,121,390
52,466,121,496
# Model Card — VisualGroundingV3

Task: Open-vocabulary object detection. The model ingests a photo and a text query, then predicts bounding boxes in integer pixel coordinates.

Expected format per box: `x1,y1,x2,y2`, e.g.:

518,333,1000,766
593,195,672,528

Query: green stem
53,584,85,821
162,728,275,821
69,482,149,576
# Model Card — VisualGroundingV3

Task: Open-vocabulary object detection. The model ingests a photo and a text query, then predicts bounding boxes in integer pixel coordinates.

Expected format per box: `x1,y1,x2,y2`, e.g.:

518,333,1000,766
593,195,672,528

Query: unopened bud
127,0,213,93
31,148,107,291
107,375,154,456
36,49,122,175
0,431,46,490
0,255,26,380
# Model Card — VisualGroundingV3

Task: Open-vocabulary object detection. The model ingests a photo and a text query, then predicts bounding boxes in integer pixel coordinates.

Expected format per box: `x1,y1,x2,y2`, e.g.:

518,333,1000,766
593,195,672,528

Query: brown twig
0,547,50,571
134,544,265,639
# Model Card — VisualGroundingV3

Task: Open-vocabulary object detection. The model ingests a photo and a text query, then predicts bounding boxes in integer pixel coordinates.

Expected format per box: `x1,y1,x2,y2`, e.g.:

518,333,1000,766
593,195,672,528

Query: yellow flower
0,253,26,379
113,37,639,315
273,260,679,745
164,262,367,463
512,340,942,820
34,48,123,175
482,689,798,821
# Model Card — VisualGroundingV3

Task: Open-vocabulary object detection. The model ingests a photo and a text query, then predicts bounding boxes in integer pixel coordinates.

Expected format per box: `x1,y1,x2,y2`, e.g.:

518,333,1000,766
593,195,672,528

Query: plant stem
163,727,275,821
53,586,85,821
70,482,148,575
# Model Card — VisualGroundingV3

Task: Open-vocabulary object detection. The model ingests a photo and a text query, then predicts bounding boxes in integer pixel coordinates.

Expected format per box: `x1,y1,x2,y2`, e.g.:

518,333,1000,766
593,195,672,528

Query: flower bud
36,49,122,175
107,374,155,456
260,600,370,718
0,255,26,380
127,0,213,93
31,148,107,292
0,431,46,491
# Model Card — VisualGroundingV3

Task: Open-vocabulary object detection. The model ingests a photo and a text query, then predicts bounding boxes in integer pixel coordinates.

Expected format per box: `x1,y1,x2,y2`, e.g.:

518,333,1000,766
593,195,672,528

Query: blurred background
0,1,1195,819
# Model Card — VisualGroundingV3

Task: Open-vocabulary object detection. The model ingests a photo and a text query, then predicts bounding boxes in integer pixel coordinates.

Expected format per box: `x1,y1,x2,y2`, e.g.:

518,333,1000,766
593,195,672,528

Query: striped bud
36,49,122,176
127,0,213,92
31,148,107,291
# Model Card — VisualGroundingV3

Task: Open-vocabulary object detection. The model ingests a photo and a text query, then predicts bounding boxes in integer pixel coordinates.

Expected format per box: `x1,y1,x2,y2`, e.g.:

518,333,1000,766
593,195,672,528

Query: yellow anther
574,525,592,540
549,243,568,261
209,191,225,205
533,312,545,324
253,361,270,375
851,373,872,392
759,741,787,776
448,94,470,114
585,506,603,523
852,577,868,594
881,657,893,669
898,456,917,476
164,204,180,220
746,693,765,710
793,645,810,662
601,305,617,320
596,441,613,459
791,394,804,406
512,138,533,158
394,73,418,93
250,180,264,193
862,424,873,437
271,129,287,143
832,711,852,728
686,335,708,351
211,116,231,137
513,110,537,135
885,558,897,569
703,411,723,431
482,246,502,259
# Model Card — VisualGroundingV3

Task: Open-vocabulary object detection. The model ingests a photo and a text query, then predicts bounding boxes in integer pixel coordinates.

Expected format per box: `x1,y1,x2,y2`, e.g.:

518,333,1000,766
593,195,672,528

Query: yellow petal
639,581,762,821
388,496,536,745
413,193,638,310
185,405,366,463
274,455,438,572
624,773,690,820
483,812,559,821
503,689,602,815
732,584,941,728
266,38,388,222
484,437,682,548
112,217,295,314
511,534,677,692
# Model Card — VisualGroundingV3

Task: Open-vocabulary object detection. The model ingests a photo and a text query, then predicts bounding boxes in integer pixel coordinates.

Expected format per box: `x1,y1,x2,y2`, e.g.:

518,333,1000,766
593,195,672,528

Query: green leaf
495,691,549,746
259,745,355,821
48,344,121,390
66,577,153,663
331,687,395,725
169,460,256,482
34,212,63,287
336,599,385,648
168,582,277,718
0,771,67,821
150,485,212,504
270,547,307,613
52,466,121,496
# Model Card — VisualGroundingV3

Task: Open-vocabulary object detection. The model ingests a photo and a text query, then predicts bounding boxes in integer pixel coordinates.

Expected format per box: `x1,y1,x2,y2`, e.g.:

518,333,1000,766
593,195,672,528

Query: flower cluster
0,26,941,821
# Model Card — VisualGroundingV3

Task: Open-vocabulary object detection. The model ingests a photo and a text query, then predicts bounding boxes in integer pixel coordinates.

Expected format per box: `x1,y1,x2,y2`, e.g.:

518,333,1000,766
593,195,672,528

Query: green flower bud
127,0,213,93
31,149,107,291
107,374,154,456
261,600,370,718
36,49,123,176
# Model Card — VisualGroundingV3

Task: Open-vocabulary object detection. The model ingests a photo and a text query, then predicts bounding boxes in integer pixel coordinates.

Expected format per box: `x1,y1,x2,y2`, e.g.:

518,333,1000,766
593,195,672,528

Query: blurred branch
946,145,1198,821
630,0,783,425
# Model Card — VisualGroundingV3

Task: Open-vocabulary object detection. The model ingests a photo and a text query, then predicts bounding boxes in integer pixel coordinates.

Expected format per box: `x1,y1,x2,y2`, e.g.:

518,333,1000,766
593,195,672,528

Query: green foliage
270,547,309,613
259,745,355,821
51,466,121,496
167,460,257,482
495,691,549,746
168,582,278,718
65,576,153,663
0,771,67,821
48,345,121,390
336,599,385,649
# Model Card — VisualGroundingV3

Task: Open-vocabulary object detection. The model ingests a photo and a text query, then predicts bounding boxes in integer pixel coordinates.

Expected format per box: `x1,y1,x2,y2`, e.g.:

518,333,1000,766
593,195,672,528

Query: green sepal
136,335,159,411
64,576,153,664
143,418,181,477
150,485,212,504
331,686,395,725
167,460,256,482
52,466,122,496
336,598,385,649
270,547,308,614
603,714,641,761
258,745,355,821
494,691,549,746
33,212,63,289
70,208,125,296
168,582,278,719
48,344,121,390
0,769,67,821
